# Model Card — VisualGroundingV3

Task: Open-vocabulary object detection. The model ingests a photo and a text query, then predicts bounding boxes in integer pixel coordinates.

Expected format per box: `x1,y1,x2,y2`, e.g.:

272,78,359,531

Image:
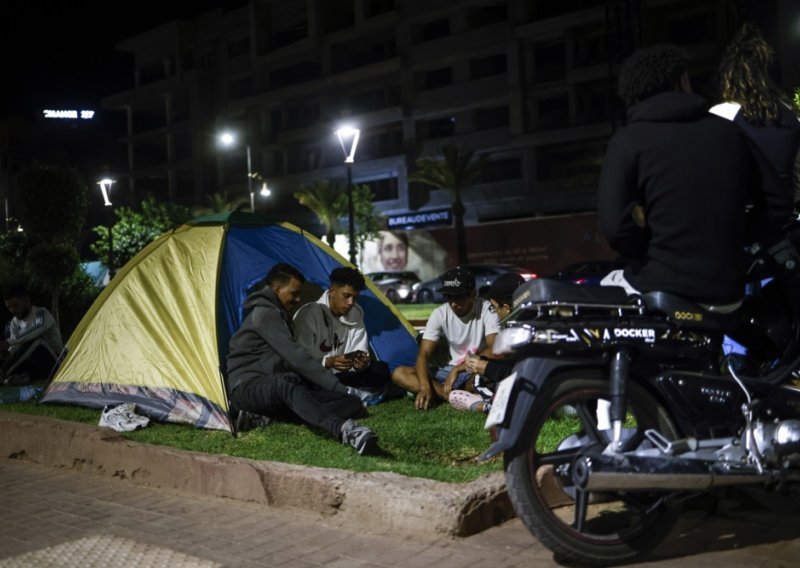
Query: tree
193,191,250,216
15,164,89,320
334,184,385,263
408,145,488,265
294,180,346,246
90,197,192,269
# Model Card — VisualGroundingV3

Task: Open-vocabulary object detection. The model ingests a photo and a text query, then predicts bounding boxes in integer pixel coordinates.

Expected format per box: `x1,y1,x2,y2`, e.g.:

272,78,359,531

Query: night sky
2,1,243,120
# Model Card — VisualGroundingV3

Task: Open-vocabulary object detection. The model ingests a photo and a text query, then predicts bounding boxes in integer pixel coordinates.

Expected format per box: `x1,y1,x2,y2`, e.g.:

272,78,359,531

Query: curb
0,412,514,537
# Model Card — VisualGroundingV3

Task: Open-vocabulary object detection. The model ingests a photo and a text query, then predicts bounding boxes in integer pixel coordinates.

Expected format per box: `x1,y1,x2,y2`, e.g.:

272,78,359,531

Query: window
470,53,507,79
270,60,322,89
417,18,450,42
364,0,394,19
424,67,452,90
363,177,398,201
481,157,522,183
229,77,254,99
534,41,566,82
669,11,716,44
474,106,509,130
538,96,570,129
228,37,250,58
424,116,455,138
537,139,606,181
465,2,508,30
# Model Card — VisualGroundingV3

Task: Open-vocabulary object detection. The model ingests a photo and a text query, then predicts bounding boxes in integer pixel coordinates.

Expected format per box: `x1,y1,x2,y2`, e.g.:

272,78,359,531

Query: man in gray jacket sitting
226,262,378,455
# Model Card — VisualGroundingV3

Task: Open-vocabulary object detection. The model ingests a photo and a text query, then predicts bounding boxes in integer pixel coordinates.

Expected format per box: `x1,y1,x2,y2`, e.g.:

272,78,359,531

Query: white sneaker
99,403,150,432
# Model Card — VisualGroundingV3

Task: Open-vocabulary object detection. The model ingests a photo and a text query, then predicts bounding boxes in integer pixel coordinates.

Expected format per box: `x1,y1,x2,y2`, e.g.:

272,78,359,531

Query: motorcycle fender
482,356,587,459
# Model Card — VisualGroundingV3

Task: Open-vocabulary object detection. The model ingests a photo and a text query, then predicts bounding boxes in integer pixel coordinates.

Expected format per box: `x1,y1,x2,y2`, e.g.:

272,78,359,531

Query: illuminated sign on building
387,208,452,230
42,110,95,120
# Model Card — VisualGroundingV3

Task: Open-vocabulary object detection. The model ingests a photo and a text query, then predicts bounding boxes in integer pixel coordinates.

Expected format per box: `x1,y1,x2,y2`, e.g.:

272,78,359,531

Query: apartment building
101,0,778,230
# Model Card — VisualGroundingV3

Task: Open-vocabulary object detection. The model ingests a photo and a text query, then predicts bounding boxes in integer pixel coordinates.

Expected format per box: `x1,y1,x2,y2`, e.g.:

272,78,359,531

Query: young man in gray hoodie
226,262,378,455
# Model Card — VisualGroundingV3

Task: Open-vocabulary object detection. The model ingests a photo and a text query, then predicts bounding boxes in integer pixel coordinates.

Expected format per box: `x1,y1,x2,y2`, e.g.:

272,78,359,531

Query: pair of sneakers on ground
98,403,150,432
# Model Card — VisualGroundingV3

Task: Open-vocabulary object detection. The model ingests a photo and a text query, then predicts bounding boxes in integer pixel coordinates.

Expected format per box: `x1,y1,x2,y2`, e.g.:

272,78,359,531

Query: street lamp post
97,178,115,279
219,131,255,213
246,143,254,213
335,126,361,266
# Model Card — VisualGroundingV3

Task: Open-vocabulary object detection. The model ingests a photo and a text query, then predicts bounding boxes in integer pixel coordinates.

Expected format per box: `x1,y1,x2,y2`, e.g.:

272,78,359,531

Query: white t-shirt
422,299,500,365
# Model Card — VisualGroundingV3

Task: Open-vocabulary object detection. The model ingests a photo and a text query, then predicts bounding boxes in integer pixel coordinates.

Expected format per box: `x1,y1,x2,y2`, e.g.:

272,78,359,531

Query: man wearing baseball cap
391,267,501,410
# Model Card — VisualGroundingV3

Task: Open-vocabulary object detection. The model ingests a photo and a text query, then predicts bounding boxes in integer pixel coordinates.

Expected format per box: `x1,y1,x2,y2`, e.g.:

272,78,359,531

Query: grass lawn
1,393,505,483
395,303,436,322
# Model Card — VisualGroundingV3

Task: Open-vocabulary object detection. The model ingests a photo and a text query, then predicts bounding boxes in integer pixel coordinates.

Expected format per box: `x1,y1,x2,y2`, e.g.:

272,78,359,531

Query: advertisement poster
335,212,614,281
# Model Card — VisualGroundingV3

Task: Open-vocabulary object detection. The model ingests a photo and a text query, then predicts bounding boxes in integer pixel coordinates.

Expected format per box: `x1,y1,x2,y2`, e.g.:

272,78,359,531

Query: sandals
448,390,485,412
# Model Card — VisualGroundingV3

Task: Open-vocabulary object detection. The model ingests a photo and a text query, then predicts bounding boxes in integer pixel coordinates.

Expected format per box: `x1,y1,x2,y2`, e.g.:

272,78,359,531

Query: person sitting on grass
293,267,391,392
1,285,63,385
391,268,500,410
449,272,525,413
226,262,379,455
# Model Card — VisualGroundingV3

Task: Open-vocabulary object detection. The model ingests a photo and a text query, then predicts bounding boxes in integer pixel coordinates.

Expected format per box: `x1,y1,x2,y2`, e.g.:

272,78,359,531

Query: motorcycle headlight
398,285,410,299
493,326,532,354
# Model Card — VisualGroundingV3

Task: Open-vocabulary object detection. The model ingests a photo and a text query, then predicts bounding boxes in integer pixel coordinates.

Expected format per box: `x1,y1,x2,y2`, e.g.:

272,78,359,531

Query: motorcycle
482,223,800,565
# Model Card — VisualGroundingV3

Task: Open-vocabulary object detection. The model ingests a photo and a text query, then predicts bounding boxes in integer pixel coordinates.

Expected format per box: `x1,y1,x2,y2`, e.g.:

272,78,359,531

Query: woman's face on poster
379,233,408,271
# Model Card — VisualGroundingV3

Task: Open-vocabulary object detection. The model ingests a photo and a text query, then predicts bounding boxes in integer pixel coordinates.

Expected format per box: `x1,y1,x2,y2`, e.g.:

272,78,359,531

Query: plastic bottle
0,385,43,404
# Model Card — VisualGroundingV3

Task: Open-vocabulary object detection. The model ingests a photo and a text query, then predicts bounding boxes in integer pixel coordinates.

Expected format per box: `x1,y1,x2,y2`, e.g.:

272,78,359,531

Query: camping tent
42,213,418,432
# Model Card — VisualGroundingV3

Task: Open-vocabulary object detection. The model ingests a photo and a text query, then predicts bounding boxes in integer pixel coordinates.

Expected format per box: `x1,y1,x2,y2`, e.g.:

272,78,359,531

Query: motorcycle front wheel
505,375,681,566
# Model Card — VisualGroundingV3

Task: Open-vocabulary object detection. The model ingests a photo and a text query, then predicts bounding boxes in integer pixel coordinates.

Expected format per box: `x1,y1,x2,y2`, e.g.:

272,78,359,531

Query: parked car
366,271,421,303
413,264,537,304
548,260,621,285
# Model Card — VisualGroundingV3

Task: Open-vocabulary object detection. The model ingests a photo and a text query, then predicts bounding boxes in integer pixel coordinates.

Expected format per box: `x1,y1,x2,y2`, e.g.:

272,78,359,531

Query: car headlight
493,326,533,354
412,282,421,291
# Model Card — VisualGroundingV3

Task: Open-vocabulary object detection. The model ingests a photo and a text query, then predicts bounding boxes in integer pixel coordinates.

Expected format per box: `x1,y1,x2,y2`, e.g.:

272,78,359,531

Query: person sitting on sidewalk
1,285,63,385
391,268,500,410
293,267,391,393
450,272,524,413
226,263,379,455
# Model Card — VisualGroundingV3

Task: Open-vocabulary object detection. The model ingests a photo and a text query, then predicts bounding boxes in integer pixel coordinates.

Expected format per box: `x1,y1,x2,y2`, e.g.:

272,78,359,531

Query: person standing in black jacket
227,263,379,455
597,44,786,307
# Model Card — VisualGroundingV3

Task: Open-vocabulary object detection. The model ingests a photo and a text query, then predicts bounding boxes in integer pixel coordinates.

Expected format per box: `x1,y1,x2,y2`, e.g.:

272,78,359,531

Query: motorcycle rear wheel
505,375,681,566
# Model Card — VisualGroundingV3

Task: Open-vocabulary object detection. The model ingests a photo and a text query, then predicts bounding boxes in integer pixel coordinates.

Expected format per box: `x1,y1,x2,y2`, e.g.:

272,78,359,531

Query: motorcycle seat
513,278,631,308
640,291,740,332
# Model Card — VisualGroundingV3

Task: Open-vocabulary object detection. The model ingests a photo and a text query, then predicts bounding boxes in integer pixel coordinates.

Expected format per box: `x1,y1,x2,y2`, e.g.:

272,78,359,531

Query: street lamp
97,178,115,278
335,126,361,266
218,130,255,213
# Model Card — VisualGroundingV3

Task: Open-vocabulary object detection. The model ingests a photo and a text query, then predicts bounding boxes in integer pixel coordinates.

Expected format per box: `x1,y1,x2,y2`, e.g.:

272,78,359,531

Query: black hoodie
226,285,349,394
598,91,765,305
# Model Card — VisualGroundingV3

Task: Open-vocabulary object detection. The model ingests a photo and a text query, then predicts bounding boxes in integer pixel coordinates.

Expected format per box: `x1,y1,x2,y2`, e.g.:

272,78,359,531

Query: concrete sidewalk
0,412,513,538
2,457,800,567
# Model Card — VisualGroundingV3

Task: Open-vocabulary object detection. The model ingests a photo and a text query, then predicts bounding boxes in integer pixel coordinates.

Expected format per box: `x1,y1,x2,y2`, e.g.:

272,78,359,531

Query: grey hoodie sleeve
251,306,349,394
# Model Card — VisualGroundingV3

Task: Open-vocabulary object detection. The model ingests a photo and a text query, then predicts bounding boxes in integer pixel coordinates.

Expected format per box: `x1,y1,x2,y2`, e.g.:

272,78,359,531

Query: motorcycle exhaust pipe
571,454,767,492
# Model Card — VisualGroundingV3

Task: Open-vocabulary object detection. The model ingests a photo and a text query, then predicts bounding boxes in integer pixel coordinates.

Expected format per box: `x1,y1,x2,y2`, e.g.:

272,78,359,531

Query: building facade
101,0,785,232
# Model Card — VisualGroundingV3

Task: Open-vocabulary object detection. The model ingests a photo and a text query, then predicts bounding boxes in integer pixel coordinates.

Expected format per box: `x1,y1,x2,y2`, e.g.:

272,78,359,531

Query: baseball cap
439,268,475,295
488,272,525,305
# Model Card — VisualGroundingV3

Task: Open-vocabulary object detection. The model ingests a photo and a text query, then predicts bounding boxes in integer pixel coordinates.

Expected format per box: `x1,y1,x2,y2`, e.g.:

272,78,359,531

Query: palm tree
193,191,250,216
294,180,346,246
408,144,488,265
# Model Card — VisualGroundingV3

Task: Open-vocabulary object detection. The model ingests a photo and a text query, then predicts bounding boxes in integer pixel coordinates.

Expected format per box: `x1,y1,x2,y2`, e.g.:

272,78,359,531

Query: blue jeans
433,365,471,390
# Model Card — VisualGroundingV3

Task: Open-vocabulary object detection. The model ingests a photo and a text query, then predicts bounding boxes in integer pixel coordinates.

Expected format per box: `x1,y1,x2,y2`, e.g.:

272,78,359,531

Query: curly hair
718,24,786,124
617,44,690,106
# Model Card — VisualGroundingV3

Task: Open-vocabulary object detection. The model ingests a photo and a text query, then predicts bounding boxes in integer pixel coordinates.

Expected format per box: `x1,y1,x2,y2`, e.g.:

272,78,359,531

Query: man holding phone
294,267,391,390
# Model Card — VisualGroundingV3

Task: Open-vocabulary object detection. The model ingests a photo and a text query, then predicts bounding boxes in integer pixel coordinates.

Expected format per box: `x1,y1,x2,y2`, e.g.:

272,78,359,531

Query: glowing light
335,126,361,163
218,131,236,146
260,182,271,197
97,178,115,207
42,109,95,119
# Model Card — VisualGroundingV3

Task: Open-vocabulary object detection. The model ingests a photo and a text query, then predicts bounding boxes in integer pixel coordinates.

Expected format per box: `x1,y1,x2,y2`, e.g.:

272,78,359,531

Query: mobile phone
344,350,363,360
